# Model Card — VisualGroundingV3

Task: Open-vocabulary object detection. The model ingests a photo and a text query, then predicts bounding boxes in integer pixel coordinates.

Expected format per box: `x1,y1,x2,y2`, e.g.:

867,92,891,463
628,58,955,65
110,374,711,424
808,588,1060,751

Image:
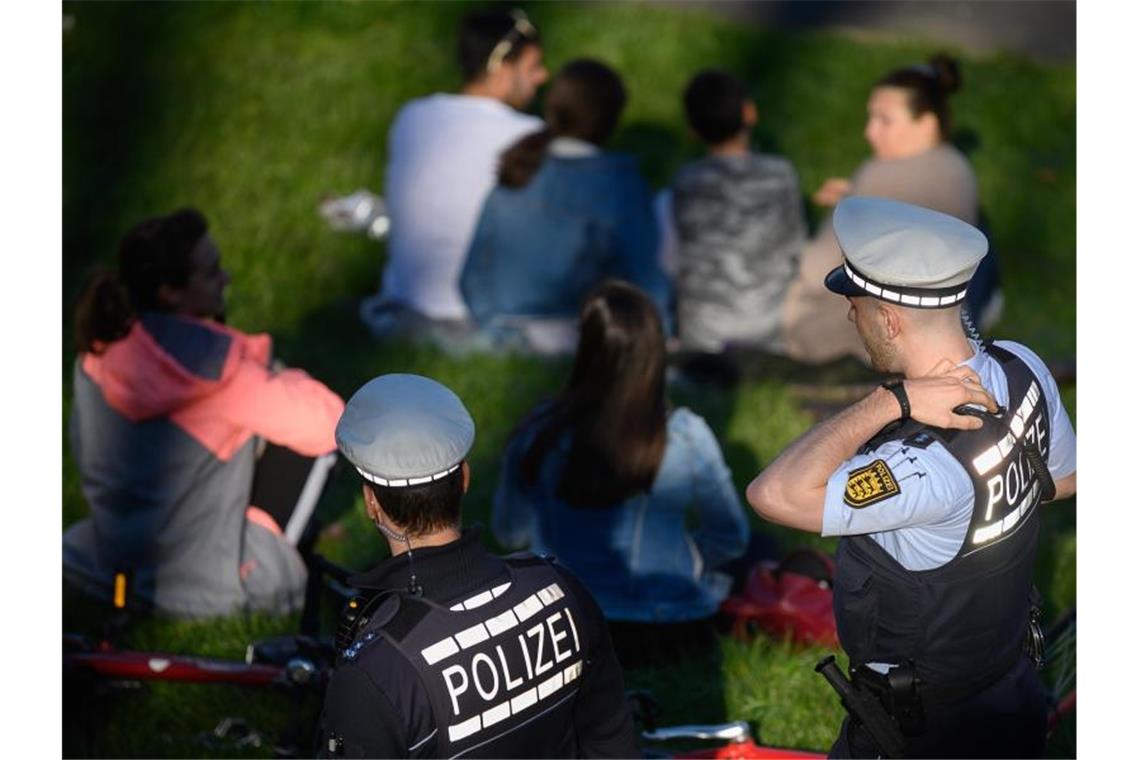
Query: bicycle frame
64,551,356,757
65,548,356,682
67,648,287,687
642,722,825,759
635,690,828,760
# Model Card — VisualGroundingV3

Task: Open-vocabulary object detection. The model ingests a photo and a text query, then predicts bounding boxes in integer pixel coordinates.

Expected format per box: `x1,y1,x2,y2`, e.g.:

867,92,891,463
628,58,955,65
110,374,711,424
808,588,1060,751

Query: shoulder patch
843,459,901,508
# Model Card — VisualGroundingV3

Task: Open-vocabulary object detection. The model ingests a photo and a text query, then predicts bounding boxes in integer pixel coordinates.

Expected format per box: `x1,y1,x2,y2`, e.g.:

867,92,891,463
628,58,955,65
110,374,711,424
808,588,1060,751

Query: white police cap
335,373,475,488
824,196,988,308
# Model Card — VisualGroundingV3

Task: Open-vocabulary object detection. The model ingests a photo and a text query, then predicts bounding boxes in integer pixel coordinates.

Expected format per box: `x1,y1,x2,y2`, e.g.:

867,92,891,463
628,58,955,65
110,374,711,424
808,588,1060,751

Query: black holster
851,661,926,736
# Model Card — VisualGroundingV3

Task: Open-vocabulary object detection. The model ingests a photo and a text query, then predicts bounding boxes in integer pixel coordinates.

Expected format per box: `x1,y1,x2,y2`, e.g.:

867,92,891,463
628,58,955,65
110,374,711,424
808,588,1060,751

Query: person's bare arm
812,177,851,206
746,365,997,533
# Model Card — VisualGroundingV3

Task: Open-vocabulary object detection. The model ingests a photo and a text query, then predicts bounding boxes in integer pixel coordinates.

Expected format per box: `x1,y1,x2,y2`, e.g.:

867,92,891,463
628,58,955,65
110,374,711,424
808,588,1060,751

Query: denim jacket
492,405,748,622
460,152,673,336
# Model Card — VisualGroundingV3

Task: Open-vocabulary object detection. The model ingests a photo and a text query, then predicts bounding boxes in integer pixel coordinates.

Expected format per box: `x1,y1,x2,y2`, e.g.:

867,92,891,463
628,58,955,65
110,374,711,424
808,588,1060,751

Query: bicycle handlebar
642,721,751,743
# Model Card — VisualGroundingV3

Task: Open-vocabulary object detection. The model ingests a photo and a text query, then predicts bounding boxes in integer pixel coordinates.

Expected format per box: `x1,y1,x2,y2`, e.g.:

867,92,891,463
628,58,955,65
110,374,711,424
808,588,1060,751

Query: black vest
348,554,589,758
834,344,1052,693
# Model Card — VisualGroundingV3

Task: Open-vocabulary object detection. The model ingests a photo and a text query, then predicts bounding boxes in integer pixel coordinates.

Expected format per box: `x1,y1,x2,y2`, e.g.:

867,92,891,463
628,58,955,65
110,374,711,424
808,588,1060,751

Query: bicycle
630,690,827,760
63,554,357,757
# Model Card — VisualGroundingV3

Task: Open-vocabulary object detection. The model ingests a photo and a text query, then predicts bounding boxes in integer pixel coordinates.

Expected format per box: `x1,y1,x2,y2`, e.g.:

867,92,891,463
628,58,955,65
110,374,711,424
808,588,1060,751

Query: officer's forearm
747,388,900,531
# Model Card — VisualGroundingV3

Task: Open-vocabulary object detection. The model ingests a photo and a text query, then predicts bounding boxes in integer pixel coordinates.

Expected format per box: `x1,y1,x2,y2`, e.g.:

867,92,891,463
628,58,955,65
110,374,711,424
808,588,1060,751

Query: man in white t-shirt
361,9,548,341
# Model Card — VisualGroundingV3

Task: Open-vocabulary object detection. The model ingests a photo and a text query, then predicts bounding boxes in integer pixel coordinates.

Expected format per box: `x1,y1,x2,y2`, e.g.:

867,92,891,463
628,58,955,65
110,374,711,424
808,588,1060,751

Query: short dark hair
458,8,541,83
364,465,465,536
683,69,749,145
875,53,961,138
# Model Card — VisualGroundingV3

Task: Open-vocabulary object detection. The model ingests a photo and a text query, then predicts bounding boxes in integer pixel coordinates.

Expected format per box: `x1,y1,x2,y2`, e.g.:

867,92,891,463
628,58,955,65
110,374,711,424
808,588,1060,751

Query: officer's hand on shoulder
904,359,998,431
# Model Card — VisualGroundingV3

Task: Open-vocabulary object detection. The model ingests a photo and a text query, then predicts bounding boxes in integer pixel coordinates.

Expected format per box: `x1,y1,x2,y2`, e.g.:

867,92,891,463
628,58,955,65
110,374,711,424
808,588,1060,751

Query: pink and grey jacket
63,312,345,617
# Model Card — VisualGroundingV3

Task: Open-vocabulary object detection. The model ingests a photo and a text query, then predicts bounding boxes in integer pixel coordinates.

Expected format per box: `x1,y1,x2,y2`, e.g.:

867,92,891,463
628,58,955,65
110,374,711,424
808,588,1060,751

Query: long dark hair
876,53,961,138
74,208,208,354
498,58,627,188
519,280,667,507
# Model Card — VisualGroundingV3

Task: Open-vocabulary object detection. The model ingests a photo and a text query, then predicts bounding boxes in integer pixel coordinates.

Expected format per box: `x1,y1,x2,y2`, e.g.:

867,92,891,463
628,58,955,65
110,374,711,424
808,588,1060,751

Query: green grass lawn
62,2,1075,756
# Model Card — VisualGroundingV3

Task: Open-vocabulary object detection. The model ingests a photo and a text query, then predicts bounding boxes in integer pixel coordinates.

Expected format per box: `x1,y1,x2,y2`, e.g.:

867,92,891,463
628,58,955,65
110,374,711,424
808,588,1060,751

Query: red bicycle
630,690,826,760
641,721,826,759
63,554,355,756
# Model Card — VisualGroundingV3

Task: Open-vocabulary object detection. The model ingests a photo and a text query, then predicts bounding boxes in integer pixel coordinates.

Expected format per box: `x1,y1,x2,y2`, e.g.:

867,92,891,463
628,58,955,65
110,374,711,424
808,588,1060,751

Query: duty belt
851,621,1042,733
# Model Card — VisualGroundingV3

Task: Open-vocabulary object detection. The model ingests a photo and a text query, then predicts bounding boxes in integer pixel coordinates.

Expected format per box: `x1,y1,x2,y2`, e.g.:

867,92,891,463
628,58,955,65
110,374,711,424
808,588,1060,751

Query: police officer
746,197,1077,758
317,373,638,758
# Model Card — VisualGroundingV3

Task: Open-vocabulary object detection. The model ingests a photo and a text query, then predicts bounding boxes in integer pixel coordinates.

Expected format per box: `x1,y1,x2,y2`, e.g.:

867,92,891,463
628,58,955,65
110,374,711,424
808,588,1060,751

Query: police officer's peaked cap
825,196,989,308
335,373,475,487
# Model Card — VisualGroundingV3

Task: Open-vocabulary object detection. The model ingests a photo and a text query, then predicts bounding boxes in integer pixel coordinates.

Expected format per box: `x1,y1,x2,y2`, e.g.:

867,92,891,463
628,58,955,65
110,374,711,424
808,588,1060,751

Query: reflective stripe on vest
834,344,1050,690
374,556,586,758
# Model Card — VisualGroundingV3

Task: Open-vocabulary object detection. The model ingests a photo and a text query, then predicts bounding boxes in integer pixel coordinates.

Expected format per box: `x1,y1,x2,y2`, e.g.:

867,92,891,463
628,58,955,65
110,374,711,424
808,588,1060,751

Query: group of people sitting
62,201,767,668
359,8,1001,362
62,4,1006,652
62,10,1077,758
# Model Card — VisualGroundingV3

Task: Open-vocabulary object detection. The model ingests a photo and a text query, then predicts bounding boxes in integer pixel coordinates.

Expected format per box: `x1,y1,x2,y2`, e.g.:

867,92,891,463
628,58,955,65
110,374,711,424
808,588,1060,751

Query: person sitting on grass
64,208,345,617
493,280,775,669
661,68,807,355
782,53,1001,364
359,8,548,348
460,59,670,354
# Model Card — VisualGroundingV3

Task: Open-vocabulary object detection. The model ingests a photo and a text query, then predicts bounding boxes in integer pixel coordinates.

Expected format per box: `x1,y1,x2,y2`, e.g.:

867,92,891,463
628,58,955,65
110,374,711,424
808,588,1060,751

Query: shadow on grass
63,2,241,313
624,644,731,751
613,120,686,190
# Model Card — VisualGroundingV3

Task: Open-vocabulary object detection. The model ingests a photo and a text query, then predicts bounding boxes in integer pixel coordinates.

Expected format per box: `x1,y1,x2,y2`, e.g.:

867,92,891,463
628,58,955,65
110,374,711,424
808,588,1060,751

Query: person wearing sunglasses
360,9,550,349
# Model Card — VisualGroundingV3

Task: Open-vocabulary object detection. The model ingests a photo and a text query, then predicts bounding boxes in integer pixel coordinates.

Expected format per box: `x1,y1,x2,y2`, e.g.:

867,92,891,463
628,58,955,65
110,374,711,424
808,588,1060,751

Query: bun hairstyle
876,53,961,137
498,58,627,189
74,208,208,354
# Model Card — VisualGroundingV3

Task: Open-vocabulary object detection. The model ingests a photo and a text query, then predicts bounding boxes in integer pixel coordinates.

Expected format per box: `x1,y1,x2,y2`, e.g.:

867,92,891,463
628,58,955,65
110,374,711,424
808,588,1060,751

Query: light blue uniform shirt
822,340,1076,570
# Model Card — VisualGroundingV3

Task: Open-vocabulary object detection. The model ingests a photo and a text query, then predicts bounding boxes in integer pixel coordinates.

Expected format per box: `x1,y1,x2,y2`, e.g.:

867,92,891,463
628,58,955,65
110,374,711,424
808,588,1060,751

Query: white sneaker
319,190,389,240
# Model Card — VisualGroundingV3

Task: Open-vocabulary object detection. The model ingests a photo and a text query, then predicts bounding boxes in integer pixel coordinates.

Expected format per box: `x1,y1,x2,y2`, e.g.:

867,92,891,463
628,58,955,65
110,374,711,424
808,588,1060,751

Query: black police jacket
834,344,1051,696
317,526,638,758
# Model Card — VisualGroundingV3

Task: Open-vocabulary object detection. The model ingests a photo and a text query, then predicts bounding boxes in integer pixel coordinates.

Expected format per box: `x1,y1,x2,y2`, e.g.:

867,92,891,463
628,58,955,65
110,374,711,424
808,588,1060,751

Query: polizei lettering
418,582,585,744
972,410,1048,547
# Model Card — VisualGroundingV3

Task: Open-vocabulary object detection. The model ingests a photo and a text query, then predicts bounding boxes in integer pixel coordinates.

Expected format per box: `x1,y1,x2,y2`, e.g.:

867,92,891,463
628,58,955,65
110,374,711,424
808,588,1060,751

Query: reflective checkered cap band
844,262,969,308
355,463,462,488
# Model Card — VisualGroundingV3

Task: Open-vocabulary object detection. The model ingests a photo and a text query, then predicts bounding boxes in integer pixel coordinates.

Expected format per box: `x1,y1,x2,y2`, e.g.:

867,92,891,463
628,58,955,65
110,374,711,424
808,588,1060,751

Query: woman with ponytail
460,59,670,353
783,54,1001,363
64,209,345,617
492,281,767,668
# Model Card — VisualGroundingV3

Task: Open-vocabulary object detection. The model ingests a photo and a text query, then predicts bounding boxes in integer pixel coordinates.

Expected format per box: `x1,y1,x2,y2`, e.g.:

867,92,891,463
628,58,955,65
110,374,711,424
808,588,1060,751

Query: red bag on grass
719,548,838,648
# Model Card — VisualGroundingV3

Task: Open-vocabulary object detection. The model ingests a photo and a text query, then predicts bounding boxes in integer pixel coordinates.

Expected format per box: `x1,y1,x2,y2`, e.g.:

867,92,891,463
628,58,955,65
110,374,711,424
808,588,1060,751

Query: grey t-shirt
671,152,806,352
